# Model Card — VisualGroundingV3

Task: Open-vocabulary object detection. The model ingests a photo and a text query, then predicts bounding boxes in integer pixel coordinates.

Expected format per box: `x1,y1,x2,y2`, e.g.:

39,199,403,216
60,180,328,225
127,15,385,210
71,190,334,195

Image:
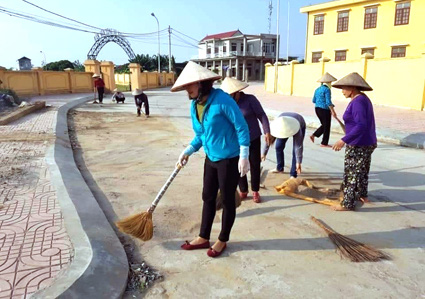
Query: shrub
0,88,22,105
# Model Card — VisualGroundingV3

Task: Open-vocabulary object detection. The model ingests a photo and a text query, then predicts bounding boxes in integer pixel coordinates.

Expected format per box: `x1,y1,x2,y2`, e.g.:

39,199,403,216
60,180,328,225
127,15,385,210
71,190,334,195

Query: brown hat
317,72,337,83
171,61,221,92
220,77,249,95
332,72,373,91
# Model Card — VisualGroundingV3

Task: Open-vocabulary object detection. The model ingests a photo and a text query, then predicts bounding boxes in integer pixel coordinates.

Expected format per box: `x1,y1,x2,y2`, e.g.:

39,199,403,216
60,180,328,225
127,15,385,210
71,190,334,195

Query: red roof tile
201,30,242,42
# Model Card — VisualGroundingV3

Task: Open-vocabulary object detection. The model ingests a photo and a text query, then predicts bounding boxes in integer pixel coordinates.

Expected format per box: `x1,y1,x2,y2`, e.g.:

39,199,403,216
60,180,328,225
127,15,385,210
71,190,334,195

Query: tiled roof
201,30,242,42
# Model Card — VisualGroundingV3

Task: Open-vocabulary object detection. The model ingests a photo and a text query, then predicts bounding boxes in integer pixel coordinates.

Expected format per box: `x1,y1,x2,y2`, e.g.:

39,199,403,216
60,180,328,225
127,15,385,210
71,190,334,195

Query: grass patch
116,84,131,92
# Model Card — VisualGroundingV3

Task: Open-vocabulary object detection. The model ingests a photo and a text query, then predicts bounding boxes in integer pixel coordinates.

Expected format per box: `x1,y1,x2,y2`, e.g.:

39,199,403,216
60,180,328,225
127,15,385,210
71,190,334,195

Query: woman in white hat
262,113,306,178
310,72,338,147
132,88,149,117
172,61,250,258
221,77,271,203
331,72,376,211
111,88,125,103
92,74,105,104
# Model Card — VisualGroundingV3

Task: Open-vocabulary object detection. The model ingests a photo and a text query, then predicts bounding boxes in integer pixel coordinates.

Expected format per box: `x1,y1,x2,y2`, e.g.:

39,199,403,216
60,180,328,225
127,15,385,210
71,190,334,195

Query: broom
116,165,182,241
334,116,346,133
311,216,390,262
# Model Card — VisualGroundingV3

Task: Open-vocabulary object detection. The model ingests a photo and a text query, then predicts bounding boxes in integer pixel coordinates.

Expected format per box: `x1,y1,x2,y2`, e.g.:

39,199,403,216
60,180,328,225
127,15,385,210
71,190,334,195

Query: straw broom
116,165,182,241
334,116,346,133
311,216,390,262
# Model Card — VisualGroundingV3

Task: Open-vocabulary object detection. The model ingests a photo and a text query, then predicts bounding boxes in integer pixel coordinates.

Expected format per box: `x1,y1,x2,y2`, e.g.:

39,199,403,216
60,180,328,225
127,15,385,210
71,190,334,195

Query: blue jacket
190,88,250,162
312,84,333,110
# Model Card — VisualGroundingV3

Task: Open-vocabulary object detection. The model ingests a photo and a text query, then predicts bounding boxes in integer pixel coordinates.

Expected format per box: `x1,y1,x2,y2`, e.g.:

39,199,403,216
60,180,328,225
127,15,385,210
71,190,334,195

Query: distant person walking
172,61,250,258
262,113,306,178
111,88,125,103
221,77,271,203
310,72,337,147
331,72,376,211
132,88,149,117
93,74,105,104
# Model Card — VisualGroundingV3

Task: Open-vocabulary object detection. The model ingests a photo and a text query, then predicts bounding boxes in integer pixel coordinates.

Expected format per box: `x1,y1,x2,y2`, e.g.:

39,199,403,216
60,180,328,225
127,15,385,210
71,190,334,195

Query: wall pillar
235,58,239,80
319,57,330,75
228,59,232,77
361,53,374,80
31,67,45,95
260,59,264,81
289,60,300,95
129,63,142,91
84,59,101,75
421,53,425,111
0,67,6,89
220,60,223,78
64,68,75,93
100,61,116,92
242,59,246,81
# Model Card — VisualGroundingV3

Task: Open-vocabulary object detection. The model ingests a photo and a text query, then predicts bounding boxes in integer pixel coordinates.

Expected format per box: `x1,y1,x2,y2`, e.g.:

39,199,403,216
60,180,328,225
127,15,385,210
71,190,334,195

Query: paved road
77,88,425,298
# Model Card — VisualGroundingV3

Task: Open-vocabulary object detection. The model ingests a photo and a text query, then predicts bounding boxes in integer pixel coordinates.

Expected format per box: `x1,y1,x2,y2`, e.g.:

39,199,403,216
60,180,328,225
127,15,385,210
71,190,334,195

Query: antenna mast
268,0,273,34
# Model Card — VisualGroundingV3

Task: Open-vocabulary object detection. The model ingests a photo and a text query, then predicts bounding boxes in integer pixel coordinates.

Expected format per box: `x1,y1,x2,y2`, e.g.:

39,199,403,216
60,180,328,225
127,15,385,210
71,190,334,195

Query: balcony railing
194,51,276,60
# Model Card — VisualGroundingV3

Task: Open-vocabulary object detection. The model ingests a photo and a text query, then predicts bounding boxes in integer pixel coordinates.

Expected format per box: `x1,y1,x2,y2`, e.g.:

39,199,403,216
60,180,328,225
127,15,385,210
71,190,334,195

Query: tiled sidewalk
245,82,425,144
0,107,73,298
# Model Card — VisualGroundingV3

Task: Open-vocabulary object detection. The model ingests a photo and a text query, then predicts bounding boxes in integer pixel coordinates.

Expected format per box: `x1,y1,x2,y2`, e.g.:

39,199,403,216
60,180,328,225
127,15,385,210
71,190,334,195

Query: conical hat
92,74,100,78
270,116,300,138
220,77,249,95
332,72,373,91
113,88,118,92
317,72,337,83
171,61,221,92
132,88,143,96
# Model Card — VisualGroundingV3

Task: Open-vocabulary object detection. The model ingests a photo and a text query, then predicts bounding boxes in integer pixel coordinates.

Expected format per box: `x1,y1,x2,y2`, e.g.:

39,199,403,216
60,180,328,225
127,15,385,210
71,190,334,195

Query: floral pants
340,144,377,210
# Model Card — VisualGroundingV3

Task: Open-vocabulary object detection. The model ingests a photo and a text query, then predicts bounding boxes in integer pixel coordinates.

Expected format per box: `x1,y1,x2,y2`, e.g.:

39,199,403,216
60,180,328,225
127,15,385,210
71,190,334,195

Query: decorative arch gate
87,29,136,60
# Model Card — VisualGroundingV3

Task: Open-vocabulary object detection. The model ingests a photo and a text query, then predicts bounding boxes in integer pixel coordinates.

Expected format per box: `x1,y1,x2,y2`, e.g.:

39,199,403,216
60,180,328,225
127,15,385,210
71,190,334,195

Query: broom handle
148,165,182,213
335,116,346,133
311,216,334,234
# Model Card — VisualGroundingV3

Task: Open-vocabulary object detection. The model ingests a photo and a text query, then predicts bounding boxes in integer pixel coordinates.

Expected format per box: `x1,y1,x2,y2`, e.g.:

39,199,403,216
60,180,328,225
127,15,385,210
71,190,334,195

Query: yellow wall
301,0,425,63
128,63,175,91
265,54,425,110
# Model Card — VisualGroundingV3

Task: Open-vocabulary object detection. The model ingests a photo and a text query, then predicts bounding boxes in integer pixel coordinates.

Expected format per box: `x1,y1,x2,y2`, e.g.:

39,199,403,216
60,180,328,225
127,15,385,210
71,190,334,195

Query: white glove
177,151,189,168
238,158,250,177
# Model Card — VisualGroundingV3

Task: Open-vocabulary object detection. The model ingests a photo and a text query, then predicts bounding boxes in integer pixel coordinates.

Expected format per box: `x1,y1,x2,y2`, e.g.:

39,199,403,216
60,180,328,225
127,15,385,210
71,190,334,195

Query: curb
264,108,424,150
34,96,128,298
0,101,46,125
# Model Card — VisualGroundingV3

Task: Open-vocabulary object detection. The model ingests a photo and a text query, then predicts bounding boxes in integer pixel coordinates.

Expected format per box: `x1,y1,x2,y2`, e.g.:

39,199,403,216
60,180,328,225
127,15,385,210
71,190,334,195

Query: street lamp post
40,50,46,67
151,13,160,73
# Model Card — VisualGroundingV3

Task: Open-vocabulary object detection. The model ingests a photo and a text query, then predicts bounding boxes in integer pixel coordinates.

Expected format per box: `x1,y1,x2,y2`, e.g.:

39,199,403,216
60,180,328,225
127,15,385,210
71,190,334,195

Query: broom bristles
312,216,390,262
116,211,153,241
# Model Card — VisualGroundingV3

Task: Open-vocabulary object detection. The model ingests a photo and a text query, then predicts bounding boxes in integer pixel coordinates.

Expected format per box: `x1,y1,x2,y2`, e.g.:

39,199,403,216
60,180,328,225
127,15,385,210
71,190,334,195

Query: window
314,15,324,35
214,46,218,54
361,48,375,55
395,2,410,25
312,52,322,63
364,7,378,29
335,50,347,61
231,43,237,52
241,43,244,53
391,46,406,58
206,45,211,54
262,43,275,54
337,11,349,32
223,45,227,53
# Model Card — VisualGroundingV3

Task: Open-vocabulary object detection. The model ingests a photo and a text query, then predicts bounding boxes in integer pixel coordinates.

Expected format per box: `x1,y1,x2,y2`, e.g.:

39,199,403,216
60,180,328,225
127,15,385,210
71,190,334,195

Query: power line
171,28,200,43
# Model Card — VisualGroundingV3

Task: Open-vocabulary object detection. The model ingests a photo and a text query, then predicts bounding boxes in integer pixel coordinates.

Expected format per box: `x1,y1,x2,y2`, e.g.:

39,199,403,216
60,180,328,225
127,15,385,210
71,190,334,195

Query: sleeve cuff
183,145,196,156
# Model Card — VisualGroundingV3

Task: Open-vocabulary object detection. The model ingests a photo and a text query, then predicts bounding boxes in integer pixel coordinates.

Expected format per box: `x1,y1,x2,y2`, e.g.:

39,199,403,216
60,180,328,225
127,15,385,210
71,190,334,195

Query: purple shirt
237,92,270,141
342,94,377,146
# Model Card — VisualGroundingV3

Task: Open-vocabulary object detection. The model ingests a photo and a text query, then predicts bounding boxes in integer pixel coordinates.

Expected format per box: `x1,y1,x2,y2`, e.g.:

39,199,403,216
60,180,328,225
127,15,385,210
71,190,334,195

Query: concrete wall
0,67,92,96
265,55,425,111
128,63,175,91
301,0,425,63
115,74,130,85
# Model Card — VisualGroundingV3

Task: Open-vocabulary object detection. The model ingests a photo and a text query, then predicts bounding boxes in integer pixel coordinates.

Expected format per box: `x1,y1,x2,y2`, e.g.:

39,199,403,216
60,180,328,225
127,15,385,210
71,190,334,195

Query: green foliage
115,84,130,91
126,54,176,73
0,88,21,104
43,60,74,71
72,60,85,72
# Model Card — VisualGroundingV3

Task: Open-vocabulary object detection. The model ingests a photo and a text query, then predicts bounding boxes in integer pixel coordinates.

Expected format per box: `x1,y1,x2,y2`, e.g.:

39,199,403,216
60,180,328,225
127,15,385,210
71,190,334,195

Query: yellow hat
270,116,300,138
332,72,373,91
171,61,221,92
220,77,249,95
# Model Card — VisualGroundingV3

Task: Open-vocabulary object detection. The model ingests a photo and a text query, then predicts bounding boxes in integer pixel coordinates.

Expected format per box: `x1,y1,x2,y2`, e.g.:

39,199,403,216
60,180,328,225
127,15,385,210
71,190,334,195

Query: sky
0,0,327,69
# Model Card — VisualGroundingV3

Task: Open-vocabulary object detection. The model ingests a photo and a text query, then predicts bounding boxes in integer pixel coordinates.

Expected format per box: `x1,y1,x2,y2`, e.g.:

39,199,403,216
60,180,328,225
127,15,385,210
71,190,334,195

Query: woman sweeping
310,72,338,147
331,72,376,211
171,62,250,257
221,77,271,203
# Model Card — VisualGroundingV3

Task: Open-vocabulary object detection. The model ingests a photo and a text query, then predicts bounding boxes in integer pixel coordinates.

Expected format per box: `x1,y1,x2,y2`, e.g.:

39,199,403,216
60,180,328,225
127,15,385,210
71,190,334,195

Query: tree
72,60,85,72
43,60,74,71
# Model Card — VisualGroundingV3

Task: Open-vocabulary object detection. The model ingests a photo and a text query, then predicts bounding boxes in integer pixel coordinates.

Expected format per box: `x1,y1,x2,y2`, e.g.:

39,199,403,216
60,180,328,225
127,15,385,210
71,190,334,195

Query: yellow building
301,0,425,63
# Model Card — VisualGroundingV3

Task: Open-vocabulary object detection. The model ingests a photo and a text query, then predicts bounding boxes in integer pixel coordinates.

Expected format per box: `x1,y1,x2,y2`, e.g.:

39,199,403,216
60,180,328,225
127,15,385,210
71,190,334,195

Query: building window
337,11,349,32
241,43,244,53
231,43,237,52
206,46,211,54
223,45,227,53
364,7,378,29
391,46,406,58
335,50,347,61
312,52,322,63
262,43,275,54
395,2,410,25
214,46,219,54
361,48,375,55
314,15,324,35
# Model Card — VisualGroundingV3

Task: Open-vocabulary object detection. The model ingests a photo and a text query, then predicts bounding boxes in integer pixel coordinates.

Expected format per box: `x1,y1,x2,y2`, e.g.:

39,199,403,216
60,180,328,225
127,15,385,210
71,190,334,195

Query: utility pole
286,1,290,64
151,13,160,72
274,0,280,93
268,0,273,34
168,26,172,72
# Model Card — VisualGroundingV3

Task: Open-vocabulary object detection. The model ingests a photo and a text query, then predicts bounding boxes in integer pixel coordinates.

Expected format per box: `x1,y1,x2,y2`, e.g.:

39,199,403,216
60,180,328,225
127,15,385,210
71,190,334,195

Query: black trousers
200,156,239,242
239,136,261,193
313,107,331,145
136,98,149,115
97,87,104,103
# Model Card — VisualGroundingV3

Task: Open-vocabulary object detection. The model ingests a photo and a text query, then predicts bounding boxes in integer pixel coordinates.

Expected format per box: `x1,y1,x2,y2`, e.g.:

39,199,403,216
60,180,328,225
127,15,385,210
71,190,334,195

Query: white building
192,30,278,81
